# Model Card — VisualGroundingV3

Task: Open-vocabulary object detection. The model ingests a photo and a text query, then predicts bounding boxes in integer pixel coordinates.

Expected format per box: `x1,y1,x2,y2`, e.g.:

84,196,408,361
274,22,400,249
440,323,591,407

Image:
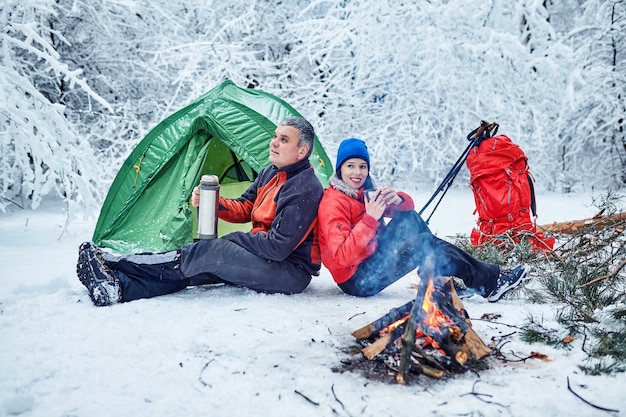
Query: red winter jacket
317,175,414,284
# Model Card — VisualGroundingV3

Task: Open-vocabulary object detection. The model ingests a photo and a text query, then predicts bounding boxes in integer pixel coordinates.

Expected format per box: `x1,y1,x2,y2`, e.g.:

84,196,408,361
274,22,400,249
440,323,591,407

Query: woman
317,138,528,300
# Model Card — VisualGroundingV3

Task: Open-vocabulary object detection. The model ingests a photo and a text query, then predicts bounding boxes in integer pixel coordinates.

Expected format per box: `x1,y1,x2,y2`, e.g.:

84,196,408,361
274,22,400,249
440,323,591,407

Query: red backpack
465,133,554,250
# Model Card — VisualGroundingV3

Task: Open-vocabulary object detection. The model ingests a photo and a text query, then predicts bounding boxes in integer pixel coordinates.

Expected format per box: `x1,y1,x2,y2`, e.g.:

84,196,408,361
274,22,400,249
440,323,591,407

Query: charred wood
351,300,413,339
362,323,406,360
396,305,418,384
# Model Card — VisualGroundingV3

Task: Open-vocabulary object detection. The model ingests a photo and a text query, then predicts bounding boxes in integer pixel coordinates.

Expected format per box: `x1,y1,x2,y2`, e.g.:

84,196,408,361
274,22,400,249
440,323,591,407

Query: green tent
92,80,333,253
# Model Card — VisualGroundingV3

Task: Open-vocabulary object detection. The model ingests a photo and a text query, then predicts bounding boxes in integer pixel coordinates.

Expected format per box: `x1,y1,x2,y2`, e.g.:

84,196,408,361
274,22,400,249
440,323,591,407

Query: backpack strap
527,173,537,217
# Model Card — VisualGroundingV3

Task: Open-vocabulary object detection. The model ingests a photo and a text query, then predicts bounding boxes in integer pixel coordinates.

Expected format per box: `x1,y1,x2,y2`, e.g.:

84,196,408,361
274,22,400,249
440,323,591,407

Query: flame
415,330,442,350
378,278,454,340
421,278,452,333
380,315,409,336
376,277,456,356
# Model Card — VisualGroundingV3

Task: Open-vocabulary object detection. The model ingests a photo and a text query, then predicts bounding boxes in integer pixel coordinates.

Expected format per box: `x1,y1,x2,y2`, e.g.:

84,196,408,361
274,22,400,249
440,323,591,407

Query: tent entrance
201,138,257,184
190,138,257,239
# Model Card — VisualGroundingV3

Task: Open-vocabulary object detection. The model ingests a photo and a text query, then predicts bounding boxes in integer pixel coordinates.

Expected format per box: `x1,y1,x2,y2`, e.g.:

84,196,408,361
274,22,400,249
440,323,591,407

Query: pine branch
577,259,626,288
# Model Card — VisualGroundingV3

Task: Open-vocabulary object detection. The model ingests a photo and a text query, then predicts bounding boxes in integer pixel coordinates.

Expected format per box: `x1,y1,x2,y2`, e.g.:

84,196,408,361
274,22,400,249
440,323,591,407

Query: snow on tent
92,80,333,254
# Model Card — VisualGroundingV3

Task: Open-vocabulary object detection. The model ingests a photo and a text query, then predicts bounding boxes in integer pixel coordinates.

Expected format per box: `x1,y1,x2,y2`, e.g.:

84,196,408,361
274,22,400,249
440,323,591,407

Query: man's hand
191,186,200,208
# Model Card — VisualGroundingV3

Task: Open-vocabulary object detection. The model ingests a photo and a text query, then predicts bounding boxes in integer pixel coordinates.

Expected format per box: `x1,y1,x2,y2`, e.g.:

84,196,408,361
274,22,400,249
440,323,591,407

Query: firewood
411,349,445,370
449,325,463,343
459,327,492,360
396,372,407,385
420,364,445,378
361,324,406,360
351,300,413,339
438,327,467,365
396,290,424,383
455,351,469,365
450,281,492,360
351,324,376,341
354,274,492,382
408,355,445,379
362,333,392,360
540,211,626,235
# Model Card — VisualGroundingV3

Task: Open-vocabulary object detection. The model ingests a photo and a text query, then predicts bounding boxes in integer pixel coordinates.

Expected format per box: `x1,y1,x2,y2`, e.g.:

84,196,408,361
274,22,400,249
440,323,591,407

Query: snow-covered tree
554,0,625,191
0,0,110,214
1,0,623,214
284,0,576,192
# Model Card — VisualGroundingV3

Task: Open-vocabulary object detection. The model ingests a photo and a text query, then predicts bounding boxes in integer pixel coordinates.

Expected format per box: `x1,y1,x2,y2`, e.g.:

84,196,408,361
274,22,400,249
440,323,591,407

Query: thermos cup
197,175,220,240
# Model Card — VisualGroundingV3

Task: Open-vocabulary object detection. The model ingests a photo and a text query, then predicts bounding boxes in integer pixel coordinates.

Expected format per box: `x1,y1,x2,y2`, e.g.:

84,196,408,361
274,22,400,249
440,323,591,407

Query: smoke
344,210,493,297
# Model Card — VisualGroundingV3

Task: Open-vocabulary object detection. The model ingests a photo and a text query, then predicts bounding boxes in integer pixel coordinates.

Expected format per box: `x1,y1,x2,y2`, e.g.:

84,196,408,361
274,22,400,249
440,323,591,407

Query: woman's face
340,157,369,190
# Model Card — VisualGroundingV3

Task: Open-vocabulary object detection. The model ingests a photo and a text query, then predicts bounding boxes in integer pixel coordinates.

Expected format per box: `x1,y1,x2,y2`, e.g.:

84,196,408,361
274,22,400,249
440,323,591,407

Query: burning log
352,300,413,340
352,274,491,384
361,322,406,360
396,276,470,383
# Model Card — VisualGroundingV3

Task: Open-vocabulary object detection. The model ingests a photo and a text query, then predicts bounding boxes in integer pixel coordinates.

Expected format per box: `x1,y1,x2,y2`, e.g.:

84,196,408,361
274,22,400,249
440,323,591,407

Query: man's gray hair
279,116,315,157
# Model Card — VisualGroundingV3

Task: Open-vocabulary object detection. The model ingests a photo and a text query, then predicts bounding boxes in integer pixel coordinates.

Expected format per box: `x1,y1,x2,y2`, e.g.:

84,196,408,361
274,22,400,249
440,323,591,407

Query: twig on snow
348,311,366,321
331,384,348,414
294,390,319,406
198,360,214,388
459,380,509,409
567,376,619,413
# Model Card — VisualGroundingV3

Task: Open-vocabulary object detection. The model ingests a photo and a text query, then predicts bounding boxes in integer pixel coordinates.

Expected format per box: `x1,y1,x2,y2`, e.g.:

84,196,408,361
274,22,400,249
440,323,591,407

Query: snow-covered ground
1,188,624,417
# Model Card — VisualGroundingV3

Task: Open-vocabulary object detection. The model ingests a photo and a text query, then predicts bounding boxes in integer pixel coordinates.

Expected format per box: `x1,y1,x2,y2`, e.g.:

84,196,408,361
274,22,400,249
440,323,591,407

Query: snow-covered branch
1,0,623,215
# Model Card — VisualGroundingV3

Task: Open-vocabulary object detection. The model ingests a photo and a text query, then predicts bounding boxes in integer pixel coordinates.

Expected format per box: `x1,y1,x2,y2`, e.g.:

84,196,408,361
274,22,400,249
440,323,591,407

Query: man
77,116,324,306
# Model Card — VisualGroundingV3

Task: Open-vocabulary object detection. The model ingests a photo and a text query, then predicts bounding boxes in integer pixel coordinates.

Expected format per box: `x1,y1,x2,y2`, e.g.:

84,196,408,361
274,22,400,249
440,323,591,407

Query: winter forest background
1,0,625,217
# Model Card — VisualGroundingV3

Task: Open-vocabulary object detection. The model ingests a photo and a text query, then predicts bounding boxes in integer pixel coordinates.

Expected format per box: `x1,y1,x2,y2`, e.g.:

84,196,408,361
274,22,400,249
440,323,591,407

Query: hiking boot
456,286,477,299
486,264,530,302
77,242,121,306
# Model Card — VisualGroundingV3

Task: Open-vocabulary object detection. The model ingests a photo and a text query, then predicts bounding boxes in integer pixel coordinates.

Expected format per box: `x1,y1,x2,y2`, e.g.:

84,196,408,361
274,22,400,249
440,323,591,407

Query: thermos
197,174,220,240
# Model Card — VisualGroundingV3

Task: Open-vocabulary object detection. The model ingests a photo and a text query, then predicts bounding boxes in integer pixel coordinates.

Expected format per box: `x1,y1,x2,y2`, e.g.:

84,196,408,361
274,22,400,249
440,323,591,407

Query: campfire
351,266,492,384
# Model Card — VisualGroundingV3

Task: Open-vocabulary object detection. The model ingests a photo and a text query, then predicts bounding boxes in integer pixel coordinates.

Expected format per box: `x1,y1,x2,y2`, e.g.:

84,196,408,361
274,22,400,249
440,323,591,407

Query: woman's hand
191,186,200,208
377,186,403,206
364,189,387,221
364,186,404,220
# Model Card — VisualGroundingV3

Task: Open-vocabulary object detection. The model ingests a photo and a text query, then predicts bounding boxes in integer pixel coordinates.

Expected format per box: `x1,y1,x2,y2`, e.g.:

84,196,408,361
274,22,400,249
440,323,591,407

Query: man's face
268,125,309,169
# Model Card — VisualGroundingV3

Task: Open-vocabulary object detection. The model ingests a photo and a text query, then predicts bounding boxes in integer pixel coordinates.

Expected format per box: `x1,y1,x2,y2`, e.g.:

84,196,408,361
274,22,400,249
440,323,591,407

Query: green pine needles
455,191,626,375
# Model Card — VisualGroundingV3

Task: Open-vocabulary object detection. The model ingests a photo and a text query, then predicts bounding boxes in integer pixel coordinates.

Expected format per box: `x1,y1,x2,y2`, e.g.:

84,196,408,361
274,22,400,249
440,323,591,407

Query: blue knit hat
335,138,370,175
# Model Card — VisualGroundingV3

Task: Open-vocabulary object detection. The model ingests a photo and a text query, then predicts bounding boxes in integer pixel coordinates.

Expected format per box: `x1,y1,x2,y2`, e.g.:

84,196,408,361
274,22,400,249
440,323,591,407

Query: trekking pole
418,121,498,223
418,140,476,223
